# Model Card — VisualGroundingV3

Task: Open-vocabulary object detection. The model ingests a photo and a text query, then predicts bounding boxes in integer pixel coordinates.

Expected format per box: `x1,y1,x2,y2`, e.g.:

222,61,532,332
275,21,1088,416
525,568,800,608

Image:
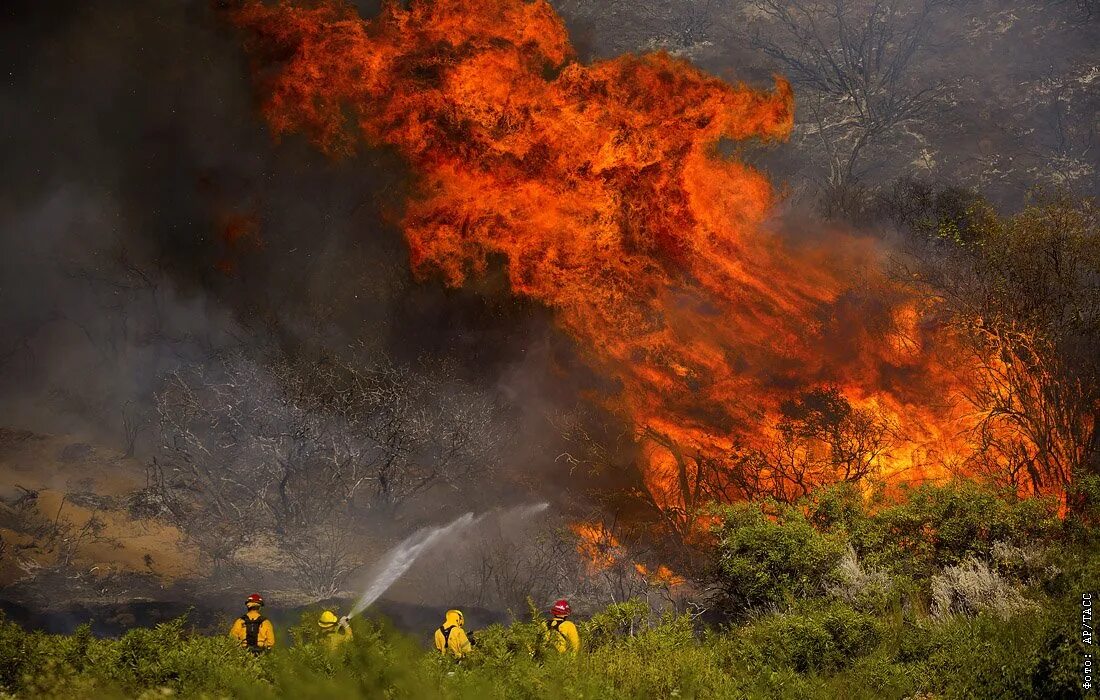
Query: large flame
230,0,992,531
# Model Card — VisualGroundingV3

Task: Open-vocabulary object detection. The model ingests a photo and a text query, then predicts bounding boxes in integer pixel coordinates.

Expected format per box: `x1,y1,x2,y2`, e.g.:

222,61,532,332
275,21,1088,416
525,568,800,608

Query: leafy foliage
0,481,1093,699
801,481,1061,578
852,483,1061,580
710,500,846,617
0,595,1086,699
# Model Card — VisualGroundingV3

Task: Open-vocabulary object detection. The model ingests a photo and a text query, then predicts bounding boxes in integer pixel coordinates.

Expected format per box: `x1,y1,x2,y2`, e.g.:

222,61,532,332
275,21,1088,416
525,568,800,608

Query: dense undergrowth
1,481,1096,699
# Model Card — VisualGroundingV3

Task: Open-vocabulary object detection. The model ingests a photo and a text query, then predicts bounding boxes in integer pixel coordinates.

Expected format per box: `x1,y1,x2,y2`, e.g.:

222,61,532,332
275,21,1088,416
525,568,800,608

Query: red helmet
245,593,264,608
550,599,571,617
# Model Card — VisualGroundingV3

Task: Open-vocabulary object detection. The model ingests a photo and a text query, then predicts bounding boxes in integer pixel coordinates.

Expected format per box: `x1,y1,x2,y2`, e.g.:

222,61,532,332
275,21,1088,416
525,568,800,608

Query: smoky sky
1,0,1096,457
0,0,580,462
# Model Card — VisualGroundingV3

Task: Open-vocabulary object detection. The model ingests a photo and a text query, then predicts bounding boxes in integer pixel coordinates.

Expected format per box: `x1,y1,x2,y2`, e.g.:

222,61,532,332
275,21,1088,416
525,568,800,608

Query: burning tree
562,387,894,548
153,350,504,594
640,387,894,536
724,387,895,503
894,188,1100,500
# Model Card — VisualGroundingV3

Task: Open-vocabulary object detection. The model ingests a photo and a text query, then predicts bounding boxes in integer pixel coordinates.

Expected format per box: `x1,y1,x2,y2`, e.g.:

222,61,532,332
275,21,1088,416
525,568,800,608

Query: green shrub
825,545,899,613
0,617,41,690
1067,472,1100,538
0,481,1091,699
740,602,882,674
930,556,1036,619
582,598,653,647
852,482,1061,580
0,615,253,698
803,483,868,534
0,588,1091,700
711,501,846,617
919,611,1062,699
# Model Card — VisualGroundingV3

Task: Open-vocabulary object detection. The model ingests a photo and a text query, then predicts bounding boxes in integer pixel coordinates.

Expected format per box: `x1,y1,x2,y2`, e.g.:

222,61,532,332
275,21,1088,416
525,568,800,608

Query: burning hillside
229,0,1002,536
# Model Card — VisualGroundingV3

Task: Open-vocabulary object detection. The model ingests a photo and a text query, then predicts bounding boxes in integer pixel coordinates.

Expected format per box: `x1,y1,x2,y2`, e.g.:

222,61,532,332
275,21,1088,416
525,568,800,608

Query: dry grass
930,556,1036,620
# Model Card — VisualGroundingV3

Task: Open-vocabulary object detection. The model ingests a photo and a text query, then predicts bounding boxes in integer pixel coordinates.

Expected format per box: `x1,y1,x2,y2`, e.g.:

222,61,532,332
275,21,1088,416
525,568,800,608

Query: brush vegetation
1,481,1095,699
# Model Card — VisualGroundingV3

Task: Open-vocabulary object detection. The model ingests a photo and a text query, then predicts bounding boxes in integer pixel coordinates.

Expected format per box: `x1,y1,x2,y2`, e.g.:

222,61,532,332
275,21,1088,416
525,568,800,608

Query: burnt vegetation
152,351,507,595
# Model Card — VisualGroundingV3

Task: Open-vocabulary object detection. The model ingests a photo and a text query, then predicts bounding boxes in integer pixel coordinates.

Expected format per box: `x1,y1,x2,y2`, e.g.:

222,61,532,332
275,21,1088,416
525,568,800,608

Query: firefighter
229,593,275,653
318,610,353,650
544,599,580,655
434,609,472,659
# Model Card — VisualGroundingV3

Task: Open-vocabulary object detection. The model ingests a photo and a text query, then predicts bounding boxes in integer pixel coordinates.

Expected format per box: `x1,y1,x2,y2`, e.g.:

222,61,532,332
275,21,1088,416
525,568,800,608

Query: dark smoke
0,0,577,477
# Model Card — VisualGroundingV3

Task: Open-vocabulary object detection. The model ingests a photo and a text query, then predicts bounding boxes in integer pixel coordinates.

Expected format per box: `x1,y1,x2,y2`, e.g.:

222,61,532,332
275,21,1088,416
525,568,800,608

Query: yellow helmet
318,610,339,628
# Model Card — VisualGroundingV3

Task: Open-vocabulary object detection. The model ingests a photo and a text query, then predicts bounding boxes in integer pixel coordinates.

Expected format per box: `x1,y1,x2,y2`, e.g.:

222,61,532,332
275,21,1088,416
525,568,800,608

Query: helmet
445,609,465,627
318,610,339,628
245,593,264,608
550,599,571,617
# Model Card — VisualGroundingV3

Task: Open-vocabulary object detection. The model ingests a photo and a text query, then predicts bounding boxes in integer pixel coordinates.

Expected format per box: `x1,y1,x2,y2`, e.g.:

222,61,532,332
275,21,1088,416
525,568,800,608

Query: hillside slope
0,428,197,603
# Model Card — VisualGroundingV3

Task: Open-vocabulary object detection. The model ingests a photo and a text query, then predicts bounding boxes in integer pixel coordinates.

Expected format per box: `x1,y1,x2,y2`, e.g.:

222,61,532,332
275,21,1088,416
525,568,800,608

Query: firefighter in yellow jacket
434,609,472,658
545,599,580,654
318,610,353,651
230,593,275,653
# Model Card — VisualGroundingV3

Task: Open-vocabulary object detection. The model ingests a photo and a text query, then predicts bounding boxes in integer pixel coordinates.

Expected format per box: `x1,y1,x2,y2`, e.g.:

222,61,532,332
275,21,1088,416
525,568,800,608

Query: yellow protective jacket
320,625,353,652
434,610,472,658
545,616,580,654
230,609,275,651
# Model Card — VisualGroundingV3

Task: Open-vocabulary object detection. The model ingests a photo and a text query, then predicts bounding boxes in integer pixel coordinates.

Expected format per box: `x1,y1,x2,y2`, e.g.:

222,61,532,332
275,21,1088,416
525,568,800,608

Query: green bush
0,616,254,698
1067,472,1100,538
914,609,1078,699
711,501,846,617
739,602,882,674
582,598,654,647
0,591,1089,700
803,483,868,534
851,482,1061,580
0,482,1092,699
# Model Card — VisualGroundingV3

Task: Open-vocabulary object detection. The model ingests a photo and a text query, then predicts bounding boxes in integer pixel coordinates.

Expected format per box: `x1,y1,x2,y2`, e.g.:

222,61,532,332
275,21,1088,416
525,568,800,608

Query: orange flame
230,0,1007,526
570,522,621,572
634,563,687,588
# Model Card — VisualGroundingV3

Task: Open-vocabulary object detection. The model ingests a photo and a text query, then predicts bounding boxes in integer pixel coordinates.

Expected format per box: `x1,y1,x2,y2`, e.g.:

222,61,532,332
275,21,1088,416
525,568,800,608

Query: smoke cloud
0,1,572,475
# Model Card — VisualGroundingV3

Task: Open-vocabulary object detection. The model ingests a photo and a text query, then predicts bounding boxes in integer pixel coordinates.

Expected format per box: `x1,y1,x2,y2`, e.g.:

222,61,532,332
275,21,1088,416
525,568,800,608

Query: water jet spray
347,502,548,619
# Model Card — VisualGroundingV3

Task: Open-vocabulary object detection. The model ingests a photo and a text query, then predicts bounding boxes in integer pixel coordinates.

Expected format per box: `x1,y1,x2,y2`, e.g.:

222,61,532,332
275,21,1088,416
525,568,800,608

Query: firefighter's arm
229,618,246,644
562,621,581,653
454,627,472,656
259,619,276,649
434,629,445,653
